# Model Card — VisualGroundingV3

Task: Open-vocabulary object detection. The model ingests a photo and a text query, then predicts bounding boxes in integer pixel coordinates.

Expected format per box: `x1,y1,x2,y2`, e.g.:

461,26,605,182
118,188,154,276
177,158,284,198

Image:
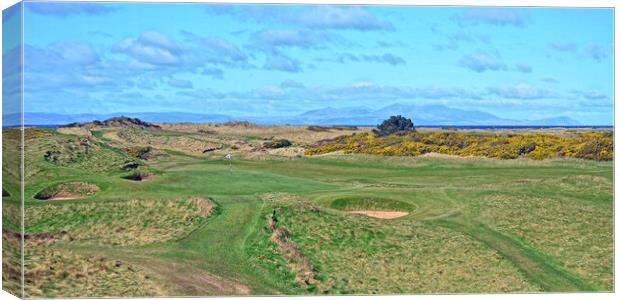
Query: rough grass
2,129,23,183
2,230,22,297
7,125,613,296
268,217,319,289
25,197,214,246
249,193,538,294
115,127,223,156
24,131,132,179
24,248,167,298
478,193,613,289
15,195,218,297
158,123,372,145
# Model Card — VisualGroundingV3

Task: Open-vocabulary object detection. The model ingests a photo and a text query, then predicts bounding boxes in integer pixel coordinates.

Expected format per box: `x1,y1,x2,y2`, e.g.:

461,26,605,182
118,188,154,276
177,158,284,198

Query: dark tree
374,115,415,136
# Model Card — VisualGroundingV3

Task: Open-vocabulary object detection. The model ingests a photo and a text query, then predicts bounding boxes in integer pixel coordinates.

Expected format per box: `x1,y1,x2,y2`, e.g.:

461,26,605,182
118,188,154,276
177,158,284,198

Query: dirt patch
124,255,250,296
348,210,409,219
34,182,99,200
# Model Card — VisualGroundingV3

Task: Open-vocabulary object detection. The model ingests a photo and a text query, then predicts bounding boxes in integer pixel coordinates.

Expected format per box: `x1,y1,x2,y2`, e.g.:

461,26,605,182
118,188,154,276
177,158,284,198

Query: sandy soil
44,196,80,200
348,210,409,219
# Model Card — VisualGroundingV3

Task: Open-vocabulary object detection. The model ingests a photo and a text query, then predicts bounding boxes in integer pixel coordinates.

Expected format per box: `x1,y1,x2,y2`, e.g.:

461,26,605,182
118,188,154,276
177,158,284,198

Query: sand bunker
349,210,409,219
122,172,156,181
35,182,99,200
328,196,415,219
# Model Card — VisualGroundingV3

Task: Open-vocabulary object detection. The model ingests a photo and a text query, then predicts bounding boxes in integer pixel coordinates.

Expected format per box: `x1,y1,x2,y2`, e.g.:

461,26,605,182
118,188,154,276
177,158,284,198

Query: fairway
2,123,612,297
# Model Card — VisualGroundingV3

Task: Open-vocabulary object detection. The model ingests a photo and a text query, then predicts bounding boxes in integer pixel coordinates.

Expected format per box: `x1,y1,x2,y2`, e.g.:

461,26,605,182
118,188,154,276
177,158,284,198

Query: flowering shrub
305,131,613,161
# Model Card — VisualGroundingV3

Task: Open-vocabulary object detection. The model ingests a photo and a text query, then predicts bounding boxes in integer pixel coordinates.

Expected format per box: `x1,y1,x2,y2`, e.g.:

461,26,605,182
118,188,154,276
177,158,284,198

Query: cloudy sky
4,2,614,124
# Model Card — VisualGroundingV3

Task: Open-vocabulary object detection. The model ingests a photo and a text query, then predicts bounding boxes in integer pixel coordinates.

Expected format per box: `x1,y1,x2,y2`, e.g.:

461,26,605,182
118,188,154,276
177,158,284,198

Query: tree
373,115,415,136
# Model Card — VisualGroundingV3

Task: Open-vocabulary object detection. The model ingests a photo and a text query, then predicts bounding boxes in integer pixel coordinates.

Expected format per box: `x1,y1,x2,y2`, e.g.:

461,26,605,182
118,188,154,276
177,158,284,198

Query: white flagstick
225,153,232,173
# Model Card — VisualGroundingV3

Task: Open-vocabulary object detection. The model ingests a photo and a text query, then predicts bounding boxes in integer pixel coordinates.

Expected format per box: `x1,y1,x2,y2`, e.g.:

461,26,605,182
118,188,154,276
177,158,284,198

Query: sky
2,1,615,125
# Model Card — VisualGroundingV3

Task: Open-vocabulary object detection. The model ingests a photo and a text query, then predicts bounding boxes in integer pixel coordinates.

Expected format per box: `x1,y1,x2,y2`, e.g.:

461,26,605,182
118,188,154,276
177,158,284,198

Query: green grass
5,129,613,296
435,218,597,291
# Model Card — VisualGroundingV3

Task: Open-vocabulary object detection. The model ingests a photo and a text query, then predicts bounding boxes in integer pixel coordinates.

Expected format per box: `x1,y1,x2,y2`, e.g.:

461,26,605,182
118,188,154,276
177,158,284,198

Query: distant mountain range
4,103,583,127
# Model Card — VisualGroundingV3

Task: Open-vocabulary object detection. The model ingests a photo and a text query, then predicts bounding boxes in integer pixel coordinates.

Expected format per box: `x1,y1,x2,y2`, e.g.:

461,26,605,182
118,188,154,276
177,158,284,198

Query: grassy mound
26,132,133,179
62,116,160,129
34,182,100,200
115,127,222,156
328,196,415,213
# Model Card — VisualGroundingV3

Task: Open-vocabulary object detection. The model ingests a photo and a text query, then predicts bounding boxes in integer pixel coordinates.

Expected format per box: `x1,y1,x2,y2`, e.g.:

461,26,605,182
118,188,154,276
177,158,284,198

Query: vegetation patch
373,115,415,136
249,193,538,294
26,133,132,178
34,182,100,200
125,146,154,160
478,194,613,289
25,197,213,246
263,139,293,149
2,229,70,244
24,248,166,298
305,131,613,161
307,125,359,132
187,196,216,217
2,225,22,297
268,213,319,288
222,121,260,128
116,127,224,156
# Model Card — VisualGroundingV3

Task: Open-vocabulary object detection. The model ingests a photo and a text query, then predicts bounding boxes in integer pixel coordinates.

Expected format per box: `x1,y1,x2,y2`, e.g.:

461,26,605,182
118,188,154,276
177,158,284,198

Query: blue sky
4,2,614,124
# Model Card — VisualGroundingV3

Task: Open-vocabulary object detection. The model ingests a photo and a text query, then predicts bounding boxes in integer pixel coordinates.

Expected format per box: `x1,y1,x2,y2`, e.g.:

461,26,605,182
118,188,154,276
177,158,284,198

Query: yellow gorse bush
305,131,613,161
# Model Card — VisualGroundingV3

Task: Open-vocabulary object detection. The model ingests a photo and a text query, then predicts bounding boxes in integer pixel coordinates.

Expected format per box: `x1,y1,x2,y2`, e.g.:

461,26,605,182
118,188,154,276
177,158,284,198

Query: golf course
1,118,613,297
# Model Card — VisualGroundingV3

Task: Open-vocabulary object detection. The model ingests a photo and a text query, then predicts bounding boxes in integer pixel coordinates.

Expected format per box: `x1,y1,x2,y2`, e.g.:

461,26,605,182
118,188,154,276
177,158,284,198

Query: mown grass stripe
435,219,598,292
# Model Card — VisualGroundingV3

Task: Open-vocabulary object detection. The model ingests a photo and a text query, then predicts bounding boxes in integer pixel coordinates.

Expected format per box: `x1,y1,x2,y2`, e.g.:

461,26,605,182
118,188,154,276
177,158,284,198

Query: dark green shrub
373,115,415,137
264,139,292,149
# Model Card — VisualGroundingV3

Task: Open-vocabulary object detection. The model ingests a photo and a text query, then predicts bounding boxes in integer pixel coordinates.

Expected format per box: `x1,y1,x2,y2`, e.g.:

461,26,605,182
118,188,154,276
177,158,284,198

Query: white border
0,1,617,300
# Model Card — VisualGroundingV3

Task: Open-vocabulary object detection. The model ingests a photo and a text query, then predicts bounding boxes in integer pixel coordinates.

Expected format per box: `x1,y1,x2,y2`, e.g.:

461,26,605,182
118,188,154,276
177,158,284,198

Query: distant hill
61,116,161,129
6,104,583,127
5,112,233,126
265,104,582,126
